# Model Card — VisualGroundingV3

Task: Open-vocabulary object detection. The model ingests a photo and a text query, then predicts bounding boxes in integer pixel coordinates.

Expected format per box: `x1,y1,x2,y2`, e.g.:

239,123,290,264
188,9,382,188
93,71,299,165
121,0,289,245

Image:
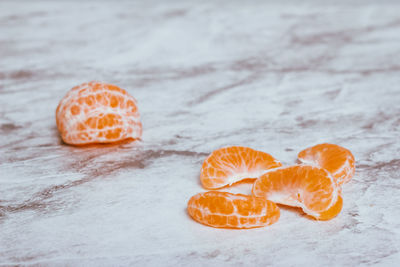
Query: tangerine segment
252,165,342,220
187,191,280,229
56,81,142,145
200,146,282,189
298,143,355,185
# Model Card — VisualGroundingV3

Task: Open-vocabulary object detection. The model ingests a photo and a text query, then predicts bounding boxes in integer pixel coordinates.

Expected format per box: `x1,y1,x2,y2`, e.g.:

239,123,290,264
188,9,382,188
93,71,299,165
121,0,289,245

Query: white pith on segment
56,81,142,145
200,146,282,189
187,192,280,229
298,143,355,185
252,165,341,219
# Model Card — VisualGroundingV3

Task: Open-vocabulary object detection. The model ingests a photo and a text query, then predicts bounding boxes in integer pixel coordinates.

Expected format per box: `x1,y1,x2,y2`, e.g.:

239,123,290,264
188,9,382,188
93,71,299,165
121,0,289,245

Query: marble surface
1,0,400,266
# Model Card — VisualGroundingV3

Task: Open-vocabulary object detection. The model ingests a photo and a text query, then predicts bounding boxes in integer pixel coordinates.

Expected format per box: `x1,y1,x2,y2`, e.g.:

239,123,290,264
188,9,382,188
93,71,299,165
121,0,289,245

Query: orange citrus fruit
56,81,142,145
200,146,282,189
187,191,280,229
252,165,342,220
298,143,355,185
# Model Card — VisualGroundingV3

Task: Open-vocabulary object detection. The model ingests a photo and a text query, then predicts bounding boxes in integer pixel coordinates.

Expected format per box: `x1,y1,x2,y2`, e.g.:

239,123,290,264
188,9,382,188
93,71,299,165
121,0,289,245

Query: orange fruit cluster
56,81,142,145
55,83,355,229
188,144,355,229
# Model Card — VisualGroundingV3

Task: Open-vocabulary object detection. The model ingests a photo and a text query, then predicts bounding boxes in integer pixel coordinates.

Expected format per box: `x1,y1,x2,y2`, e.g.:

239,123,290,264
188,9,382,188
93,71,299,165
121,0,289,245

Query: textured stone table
1,1,399,266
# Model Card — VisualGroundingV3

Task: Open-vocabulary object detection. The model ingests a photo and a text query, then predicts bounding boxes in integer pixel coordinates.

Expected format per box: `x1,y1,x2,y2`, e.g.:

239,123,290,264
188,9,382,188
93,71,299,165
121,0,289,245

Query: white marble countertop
1,0,400,266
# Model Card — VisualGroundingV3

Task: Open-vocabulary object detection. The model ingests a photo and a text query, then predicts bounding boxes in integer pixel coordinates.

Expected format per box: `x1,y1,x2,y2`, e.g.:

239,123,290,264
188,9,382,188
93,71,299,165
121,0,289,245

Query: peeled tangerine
187,191,280,229
298,143,355,185
56,81,142,145
252,165,343,220
200,146,282,189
